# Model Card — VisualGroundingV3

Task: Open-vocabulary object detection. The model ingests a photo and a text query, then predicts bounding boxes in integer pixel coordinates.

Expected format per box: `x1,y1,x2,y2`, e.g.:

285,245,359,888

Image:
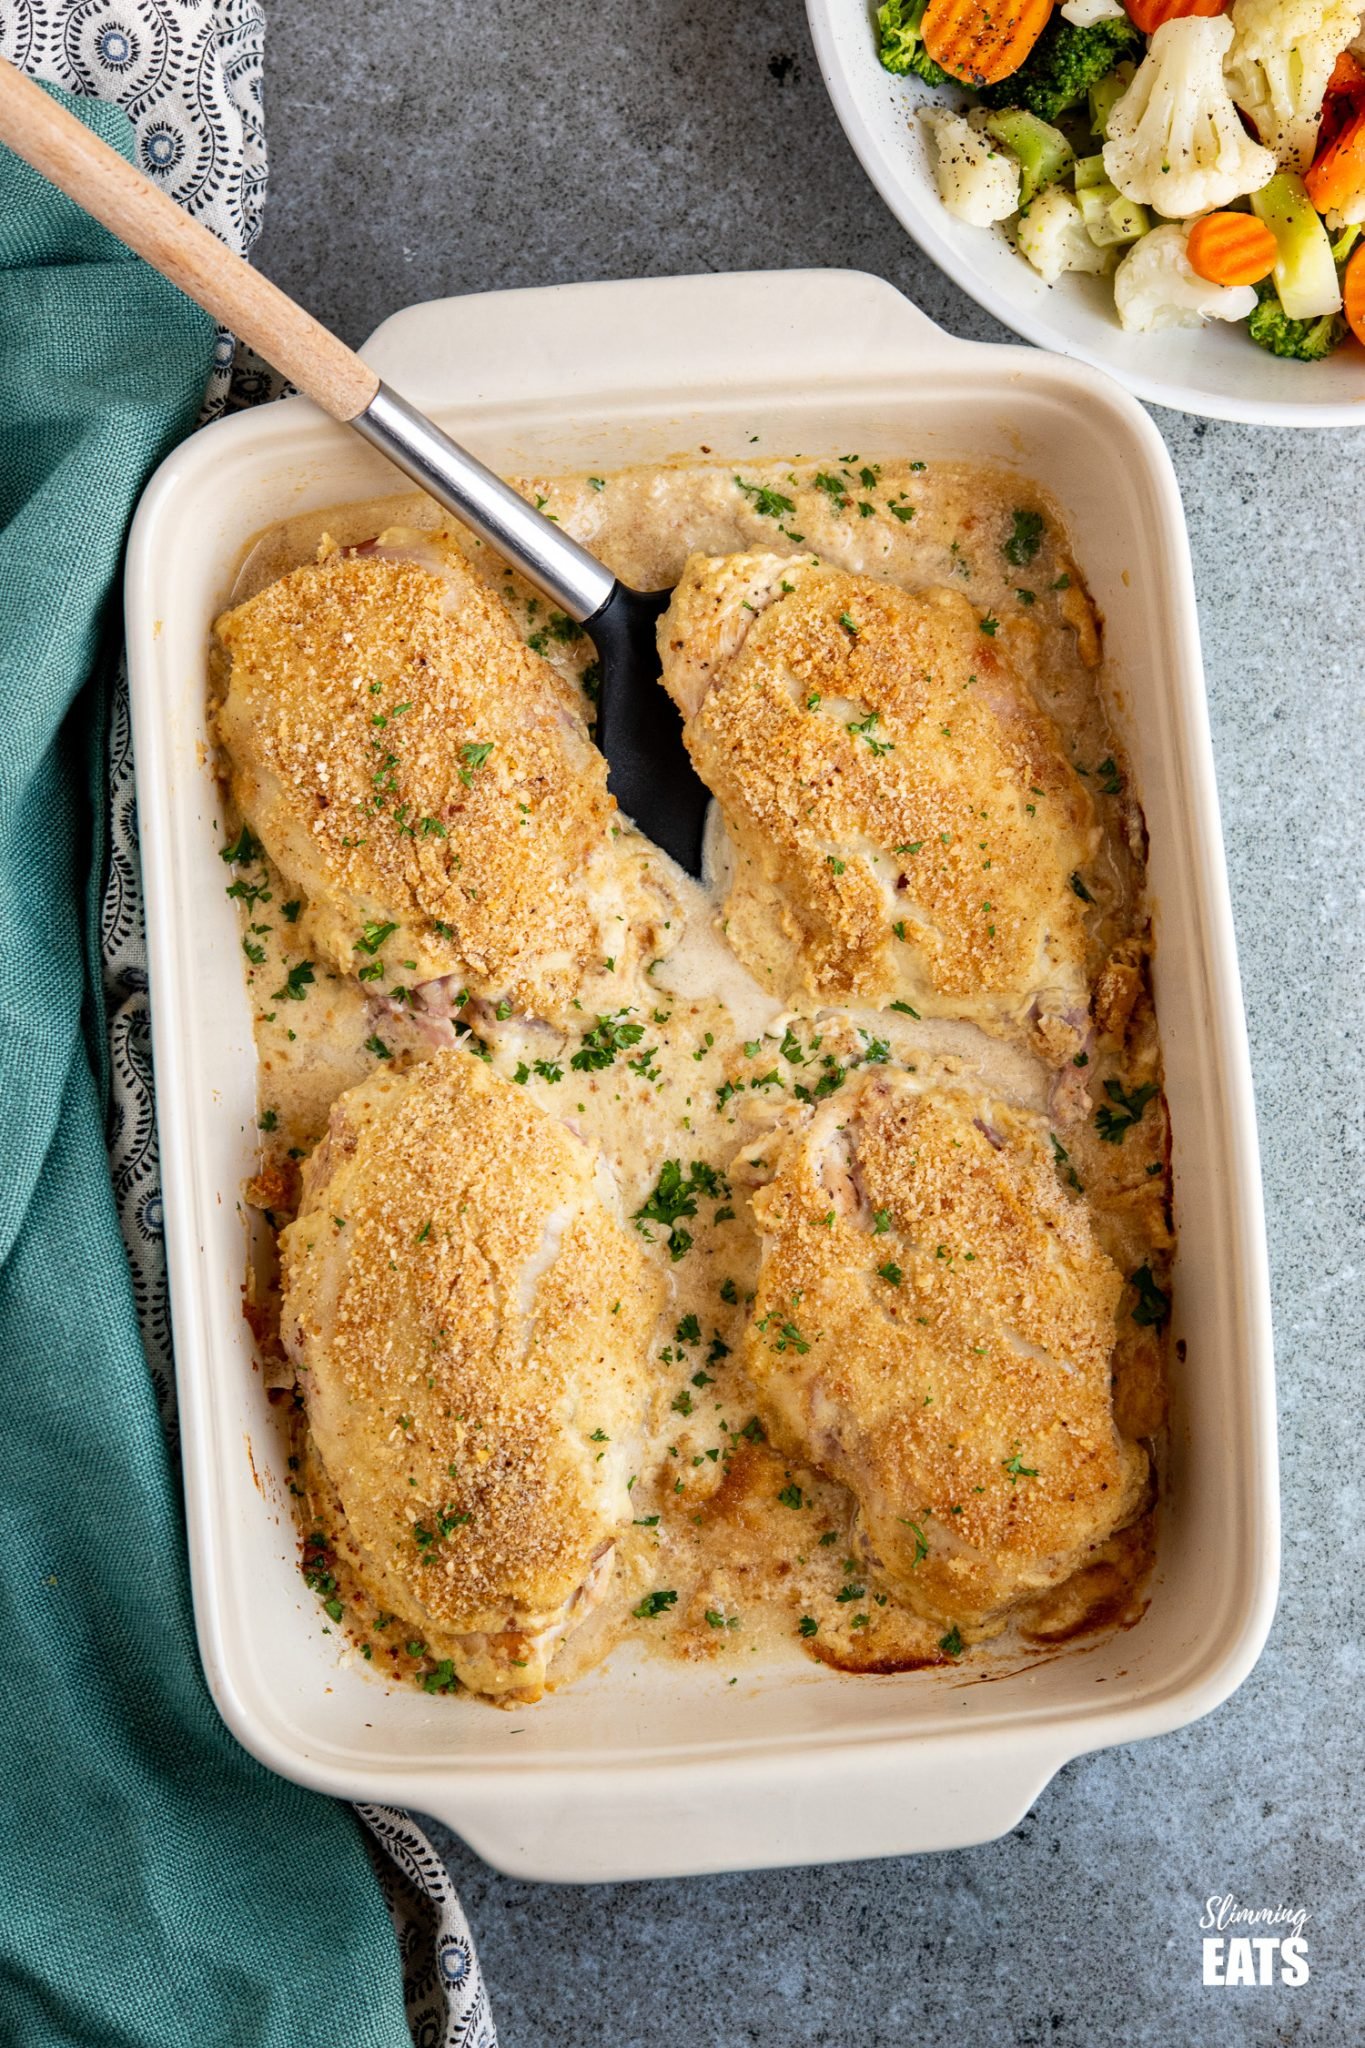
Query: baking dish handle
402,1734,1072,1883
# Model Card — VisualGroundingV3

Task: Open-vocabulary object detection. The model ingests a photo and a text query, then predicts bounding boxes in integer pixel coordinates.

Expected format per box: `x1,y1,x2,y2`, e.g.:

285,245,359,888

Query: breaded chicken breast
743,1067,1147,1634
279,1050,663,1700
217,539,672,1026
658,554,1098,1049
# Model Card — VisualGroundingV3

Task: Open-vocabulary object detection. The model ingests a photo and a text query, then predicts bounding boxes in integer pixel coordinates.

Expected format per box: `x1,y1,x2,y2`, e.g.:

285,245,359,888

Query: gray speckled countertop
254,4,1364,2040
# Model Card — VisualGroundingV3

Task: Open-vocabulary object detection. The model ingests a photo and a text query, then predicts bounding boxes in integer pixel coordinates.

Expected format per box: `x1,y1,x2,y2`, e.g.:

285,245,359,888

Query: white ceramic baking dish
125,270,1278,1883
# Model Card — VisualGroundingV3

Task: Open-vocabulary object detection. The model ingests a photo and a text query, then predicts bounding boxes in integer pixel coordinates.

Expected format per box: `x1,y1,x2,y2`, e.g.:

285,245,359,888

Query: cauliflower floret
1060,0,1126,24
1018,185,1118,282
1103,16,1276,217
1226,0,1361,172
1113,221,1260,330
919,107,1021,225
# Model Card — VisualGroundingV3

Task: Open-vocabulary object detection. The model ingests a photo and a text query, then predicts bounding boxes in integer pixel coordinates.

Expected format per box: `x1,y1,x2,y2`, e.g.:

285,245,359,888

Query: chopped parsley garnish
798,1615,819,1637
571,1010,646,1071
676,1314,701,1345
671,1389,694,1417
632,1589,678,1620
814,471,850,510
1130,1264,1171,1328
734,475,796,521
898,1518,929,1566
978,613,999,637
720,1277,739,1305
271,961,315,1004
413,1504,471,1555
939,1625,964,1658
1003,508,1045,566
793,1059,845,1106
772,1320,810,1356
1097,755,1123,795
846,709,893,756
873,1209,891,1234
1050,1132,1082,1192
220,824,260,865
889,1001,921,1018
633,1159,730,1260
777,1483,804,1510
1002,1450,1039,1483
1094,1078,1158,1145
458,740,493,786
532,1059,563,1084
839,611,860,638
876,1260,903,1287
835,1583,865,1603
356,919,397,956
1069,872,1095,904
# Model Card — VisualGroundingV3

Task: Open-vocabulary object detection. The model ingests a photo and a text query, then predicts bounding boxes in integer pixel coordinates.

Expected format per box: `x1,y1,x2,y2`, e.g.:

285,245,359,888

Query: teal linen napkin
0,89,413,2048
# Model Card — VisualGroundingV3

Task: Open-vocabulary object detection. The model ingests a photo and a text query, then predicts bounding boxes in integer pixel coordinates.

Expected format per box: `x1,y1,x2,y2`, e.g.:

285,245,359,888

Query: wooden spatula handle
0,56,379,422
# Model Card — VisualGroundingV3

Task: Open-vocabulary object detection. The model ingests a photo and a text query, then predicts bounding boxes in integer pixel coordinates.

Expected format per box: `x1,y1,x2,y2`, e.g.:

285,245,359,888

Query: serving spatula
0,58,710,874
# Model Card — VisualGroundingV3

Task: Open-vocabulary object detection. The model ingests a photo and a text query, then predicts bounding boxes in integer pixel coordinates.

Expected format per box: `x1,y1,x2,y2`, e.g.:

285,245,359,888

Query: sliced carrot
1305,108,1365,215
1318,53,1365,159
1122,0,1226,33
1344,245,1365,348
1186,212,1279,288
1326,50,1365,99
921,0,1054,87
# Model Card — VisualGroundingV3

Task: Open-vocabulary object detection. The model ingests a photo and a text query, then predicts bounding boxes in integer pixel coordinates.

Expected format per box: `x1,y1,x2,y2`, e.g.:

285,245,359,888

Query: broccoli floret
978,16,1139,124
1246,280,1346,361
876,0,950,87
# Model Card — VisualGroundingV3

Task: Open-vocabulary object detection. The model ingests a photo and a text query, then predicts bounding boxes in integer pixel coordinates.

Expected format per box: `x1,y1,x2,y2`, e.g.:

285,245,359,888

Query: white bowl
807,0,1365,426
125,270,1277,1881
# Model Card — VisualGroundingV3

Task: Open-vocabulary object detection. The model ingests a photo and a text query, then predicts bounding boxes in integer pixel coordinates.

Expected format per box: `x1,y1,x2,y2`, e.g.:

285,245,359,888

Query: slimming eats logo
1200,1894,1310,1987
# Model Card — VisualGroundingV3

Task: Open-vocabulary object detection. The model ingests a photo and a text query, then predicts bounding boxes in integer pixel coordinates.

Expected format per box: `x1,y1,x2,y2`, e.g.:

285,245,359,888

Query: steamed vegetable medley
878,0,1365,359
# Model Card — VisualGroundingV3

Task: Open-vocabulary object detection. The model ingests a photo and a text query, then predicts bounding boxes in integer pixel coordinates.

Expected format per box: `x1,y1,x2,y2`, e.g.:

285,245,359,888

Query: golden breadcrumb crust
745,1069,1147,1631
659,554,1098,1023
279,1051,662,1664
216,548,619,1019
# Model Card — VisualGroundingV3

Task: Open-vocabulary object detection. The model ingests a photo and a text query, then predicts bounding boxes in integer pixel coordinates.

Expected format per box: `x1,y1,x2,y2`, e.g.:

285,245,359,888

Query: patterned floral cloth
0,6,496,2043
